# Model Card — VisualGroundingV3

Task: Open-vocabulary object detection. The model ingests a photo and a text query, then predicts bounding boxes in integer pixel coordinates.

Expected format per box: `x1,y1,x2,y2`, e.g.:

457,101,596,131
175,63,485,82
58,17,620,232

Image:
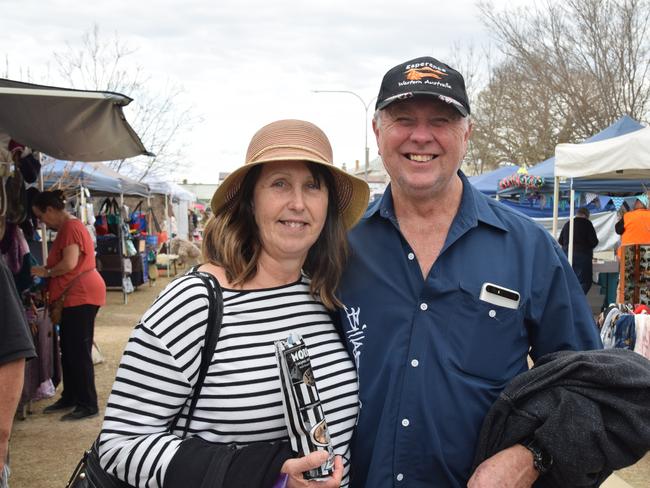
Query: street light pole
312,90,376,181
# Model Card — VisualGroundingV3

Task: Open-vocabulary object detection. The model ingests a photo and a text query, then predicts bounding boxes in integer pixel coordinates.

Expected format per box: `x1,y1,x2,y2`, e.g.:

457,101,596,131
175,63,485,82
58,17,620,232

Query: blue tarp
498,115,646,195
498,198,611,219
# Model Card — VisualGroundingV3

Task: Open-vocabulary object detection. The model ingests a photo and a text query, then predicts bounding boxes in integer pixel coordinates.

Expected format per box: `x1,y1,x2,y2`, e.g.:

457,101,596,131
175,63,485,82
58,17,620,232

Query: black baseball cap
375,56,470,116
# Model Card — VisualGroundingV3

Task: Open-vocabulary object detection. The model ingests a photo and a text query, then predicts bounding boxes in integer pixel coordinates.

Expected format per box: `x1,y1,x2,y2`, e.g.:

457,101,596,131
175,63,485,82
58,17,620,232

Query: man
558,206,599,293
337,56,602,487
615,195,650,251
0,259,36,487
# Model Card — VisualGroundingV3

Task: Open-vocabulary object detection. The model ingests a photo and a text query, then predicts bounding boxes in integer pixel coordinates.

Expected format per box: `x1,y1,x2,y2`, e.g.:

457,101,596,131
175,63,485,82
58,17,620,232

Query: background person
337,56,602,488
0,259,36,488
30,190,106,421
558,206,599,293
98,119,369,488
615,195,650,253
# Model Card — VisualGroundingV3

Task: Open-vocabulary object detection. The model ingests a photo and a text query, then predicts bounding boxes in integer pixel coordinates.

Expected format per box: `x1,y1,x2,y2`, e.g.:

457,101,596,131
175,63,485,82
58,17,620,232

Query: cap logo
404,63,448,81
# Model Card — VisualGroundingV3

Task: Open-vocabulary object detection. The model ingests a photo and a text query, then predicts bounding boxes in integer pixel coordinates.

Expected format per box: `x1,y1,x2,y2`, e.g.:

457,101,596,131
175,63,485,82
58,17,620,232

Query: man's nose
409,122,434,144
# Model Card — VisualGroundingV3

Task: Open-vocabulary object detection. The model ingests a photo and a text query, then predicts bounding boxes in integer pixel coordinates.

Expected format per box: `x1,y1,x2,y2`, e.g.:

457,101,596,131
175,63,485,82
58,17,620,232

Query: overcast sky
3,0,528,183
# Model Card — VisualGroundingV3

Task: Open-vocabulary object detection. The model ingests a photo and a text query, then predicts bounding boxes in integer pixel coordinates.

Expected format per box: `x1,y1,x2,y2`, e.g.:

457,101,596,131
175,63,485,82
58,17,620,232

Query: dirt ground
8,269,650,487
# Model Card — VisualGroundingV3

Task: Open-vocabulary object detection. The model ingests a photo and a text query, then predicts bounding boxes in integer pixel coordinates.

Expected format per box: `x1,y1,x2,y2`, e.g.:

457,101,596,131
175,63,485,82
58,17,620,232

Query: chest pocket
442,281,529,382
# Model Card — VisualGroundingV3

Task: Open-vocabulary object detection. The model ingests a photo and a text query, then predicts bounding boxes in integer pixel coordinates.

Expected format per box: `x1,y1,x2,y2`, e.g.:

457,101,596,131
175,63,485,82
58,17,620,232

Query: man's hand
0,358,26,481
467,444,539,488
281,451,343,488
0,438,7,479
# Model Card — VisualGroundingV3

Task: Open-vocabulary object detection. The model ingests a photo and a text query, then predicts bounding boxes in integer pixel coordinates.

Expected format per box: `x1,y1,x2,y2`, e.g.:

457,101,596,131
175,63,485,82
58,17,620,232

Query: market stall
555,125,650,304
41,159,151,300
0,78,150,408
145,178,197,275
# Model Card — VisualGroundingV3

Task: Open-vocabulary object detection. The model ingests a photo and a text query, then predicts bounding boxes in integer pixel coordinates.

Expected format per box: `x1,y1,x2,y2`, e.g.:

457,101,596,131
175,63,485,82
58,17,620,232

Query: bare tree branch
53,24,197,180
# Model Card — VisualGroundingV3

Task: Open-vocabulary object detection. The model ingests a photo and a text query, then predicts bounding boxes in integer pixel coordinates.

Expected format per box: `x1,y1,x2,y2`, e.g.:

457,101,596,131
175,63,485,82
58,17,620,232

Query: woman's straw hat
211,119,370,229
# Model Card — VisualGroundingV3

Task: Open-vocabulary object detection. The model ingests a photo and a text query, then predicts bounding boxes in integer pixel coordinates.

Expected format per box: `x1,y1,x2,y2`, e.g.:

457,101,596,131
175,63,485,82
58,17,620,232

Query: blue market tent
41,160,150,197
468,165,520,195
86,162,149,197
41,159,123,194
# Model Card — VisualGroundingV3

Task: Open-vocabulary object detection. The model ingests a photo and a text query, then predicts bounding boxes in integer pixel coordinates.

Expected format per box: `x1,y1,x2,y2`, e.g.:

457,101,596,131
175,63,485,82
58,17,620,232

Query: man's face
373,97,472,200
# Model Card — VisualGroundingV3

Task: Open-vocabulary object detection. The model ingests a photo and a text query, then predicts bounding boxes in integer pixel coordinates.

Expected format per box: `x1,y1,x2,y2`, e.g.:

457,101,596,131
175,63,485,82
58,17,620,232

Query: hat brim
211,158,370,230
377,91,469,116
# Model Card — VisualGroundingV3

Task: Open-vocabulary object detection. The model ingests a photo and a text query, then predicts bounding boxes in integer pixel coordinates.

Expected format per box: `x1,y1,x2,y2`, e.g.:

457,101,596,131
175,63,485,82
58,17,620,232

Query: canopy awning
555,126,650,179
0,78,152,162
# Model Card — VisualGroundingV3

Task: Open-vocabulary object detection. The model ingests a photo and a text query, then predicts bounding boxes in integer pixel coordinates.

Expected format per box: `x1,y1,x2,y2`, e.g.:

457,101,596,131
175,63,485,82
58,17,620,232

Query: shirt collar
365,171,509,233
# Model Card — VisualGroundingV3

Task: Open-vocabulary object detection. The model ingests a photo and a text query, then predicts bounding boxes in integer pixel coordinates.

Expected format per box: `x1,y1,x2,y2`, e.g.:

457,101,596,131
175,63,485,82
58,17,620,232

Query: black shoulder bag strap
148,206,162,233
191,271,223,422
69,271,224,488
173,270,224,436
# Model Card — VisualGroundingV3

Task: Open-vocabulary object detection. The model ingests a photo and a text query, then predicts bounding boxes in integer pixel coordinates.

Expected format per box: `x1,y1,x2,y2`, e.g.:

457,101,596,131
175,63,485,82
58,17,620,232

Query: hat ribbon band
249,144,330,164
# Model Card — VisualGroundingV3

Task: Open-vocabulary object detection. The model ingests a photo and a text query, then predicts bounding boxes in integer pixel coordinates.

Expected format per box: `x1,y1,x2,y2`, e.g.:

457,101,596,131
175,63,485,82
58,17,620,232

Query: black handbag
65,270,223,488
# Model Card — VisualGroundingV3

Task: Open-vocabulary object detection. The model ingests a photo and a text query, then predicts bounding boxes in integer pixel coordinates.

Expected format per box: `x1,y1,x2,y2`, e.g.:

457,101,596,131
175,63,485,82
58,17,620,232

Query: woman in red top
31,190,106,421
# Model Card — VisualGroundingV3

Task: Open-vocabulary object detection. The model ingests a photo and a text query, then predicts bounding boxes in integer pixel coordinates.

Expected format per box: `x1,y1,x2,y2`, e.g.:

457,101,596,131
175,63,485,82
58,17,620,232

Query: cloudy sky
3,0,526,183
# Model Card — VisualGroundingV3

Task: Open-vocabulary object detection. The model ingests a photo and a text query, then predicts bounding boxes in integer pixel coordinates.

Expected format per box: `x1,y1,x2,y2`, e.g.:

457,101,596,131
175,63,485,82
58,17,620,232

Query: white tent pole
38,152,48,262
552,176,560,238
120,193,128,305
568,183,576,265
165,193,171,277
147,195,152,234
79,185,87,223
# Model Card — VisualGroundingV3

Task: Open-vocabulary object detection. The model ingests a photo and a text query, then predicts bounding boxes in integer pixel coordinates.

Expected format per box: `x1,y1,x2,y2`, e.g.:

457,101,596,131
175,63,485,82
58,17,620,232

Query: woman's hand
281,451,343,487
31,266,48,278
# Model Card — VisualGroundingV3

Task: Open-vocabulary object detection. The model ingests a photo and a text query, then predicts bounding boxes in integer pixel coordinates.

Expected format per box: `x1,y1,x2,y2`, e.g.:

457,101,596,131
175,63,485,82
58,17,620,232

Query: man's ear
372,118,381,155
465,118,474,143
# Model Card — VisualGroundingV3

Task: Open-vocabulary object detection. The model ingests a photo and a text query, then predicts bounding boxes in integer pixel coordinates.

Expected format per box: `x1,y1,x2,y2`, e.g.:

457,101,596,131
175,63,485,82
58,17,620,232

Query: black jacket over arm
164,438,292,488
472,349,650,488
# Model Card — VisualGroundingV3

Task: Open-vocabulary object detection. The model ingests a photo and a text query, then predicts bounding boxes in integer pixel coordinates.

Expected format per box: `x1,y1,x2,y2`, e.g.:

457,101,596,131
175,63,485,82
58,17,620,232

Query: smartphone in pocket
479,283,520,310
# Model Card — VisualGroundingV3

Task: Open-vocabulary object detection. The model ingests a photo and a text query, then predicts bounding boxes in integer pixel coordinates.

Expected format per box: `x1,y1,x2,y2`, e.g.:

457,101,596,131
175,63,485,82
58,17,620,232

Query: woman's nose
288,188,306,210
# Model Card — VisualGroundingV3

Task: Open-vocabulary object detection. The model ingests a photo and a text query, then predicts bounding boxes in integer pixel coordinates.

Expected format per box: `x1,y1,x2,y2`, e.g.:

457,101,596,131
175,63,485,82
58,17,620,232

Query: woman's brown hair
202,162,348,310
32,190,66,212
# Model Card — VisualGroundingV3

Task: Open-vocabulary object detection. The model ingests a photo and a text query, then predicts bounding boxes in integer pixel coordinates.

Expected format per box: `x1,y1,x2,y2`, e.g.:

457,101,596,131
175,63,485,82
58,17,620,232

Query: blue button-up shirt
338,173,602,488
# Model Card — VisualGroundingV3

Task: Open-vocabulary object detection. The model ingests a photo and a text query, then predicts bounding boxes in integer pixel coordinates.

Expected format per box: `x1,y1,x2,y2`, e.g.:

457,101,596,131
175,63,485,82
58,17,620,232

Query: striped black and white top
98,273,359,488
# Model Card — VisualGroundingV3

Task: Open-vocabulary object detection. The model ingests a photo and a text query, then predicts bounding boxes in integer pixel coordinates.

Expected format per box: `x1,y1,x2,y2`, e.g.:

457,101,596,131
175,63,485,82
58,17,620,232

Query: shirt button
411,359,419,367
489,309,496,318
407,252,415,260
401,418,410,427
396,473,404,481
420,303,428,311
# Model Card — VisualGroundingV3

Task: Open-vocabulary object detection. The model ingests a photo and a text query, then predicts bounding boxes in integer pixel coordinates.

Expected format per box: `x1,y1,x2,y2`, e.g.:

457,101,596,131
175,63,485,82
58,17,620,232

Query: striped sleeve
98,275,210,488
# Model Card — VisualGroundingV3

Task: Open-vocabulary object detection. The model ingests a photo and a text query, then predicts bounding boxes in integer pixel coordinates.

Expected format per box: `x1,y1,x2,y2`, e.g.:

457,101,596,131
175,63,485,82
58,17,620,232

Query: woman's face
252,161,329,266
31,206,59,229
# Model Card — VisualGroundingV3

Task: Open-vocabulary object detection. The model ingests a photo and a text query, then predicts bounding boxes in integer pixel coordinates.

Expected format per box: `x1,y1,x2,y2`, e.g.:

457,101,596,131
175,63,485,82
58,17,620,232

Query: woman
31,190,106,421
98,119,369,487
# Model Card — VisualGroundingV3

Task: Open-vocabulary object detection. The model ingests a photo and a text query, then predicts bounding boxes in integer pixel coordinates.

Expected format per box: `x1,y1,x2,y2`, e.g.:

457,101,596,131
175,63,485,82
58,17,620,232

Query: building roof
178,183,219,201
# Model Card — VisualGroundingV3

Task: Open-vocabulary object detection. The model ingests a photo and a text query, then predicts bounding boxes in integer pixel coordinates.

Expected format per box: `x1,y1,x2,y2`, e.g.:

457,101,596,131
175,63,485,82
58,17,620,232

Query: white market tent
556,126,650,179
554,125,650,261
145,178,196,241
